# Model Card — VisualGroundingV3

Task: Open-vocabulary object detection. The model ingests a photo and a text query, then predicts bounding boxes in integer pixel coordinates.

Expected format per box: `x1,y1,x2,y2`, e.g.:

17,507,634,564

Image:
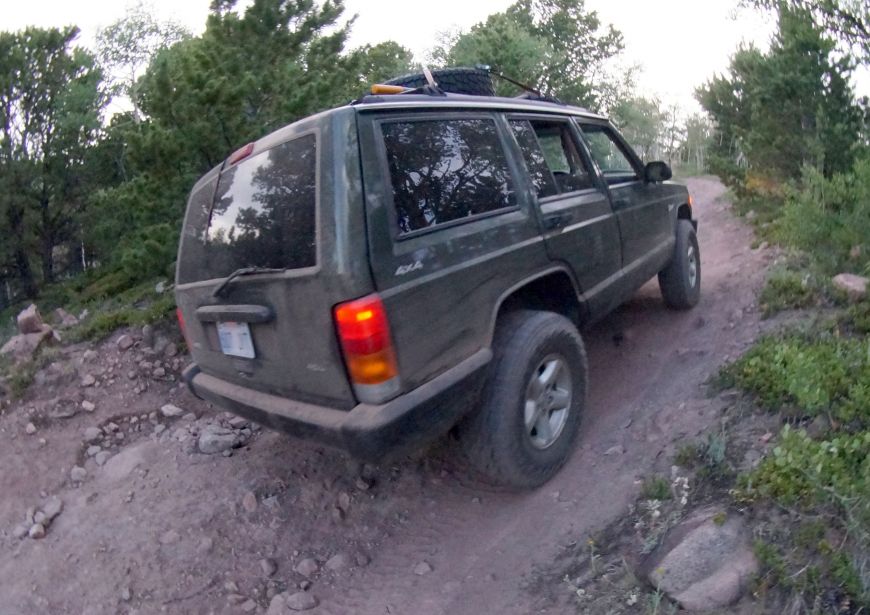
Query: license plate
217,321,255,359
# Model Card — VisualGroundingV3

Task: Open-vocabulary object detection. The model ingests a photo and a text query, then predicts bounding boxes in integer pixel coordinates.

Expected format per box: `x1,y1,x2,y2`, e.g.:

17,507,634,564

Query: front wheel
459,311,587,489
658,220,701,309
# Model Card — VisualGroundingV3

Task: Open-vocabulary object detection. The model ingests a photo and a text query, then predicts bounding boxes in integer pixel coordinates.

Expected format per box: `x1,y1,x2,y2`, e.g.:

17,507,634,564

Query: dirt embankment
0,177,773,614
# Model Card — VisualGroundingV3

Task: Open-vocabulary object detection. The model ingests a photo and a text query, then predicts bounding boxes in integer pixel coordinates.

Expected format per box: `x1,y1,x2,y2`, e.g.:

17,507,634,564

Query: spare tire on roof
385,67,495,96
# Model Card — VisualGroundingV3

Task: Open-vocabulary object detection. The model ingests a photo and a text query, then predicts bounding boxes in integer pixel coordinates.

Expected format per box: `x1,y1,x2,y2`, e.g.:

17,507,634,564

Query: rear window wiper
212,267,285,297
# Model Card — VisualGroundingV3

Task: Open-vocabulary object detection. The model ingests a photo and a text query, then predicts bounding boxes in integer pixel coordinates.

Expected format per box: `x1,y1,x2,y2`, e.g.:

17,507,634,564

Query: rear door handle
543,212,573,230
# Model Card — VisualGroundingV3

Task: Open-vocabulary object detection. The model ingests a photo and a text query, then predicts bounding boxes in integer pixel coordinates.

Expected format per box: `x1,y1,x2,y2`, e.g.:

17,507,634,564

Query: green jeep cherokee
175,75,700,488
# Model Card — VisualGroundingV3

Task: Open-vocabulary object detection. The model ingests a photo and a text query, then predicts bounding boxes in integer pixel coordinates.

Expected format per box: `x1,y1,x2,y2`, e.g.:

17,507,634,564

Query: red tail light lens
176,307,191,348
334,295,398,386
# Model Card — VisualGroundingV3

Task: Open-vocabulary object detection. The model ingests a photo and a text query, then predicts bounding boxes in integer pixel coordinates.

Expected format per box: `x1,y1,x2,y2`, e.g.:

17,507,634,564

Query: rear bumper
183,349,492,461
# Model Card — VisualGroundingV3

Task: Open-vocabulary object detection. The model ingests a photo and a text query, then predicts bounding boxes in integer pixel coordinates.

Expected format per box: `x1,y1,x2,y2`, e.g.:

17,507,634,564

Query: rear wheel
658,220,701,309
459,311,587,489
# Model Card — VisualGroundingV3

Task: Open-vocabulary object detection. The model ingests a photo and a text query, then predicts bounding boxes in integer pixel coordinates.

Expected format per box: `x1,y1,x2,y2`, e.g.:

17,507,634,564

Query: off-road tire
658,219,701,309
459,310,587,489
385,67,495,96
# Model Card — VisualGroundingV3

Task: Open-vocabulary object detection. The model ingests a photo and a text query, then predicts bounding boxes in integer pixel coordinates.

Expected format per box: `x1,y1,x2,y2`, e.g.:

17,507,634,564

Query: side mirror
644,161,672,183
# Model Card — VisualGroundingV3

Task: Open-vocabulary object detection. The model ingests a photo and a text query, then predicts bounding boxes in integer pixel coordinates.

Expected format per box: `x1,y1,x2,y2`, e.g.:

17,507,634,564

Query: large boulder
640,508,758,611
1,325,55,361
833,273,868,302
16,304,44,334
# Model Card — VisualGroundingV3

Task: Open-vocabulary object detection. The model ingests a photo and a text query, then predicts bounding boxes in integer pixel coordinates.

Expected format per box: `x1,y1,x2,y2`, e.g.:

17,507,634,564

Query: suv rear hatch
175,111,372,410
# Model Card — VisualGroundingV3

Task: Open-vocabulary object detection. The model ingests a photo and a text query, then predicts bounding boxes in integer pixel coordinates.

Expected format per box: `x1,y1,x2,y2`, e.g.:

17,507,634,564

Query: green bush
68,292,175,342
722,334,870,425
759,269,817,315
775,157,870,275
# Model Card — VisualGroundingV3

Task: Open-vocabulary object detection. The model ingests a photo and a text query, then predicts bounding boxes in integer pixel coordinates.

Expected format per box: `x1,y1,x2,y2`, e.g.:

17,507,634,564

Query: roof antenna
477,64,563,104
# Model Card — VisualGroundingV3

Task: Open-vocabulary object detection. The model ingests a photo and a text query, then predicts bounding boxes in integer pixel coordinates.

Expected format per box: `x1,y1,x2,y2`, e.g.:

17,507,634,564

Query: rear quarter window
379,118,516,235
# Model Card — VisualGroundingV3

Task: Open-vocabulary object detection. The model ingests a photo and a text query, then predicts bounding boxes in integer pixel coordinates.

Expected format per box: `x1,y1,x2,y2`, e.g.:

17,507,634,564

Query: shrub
775,157,870,275
722,334,870,426
759,268,816,315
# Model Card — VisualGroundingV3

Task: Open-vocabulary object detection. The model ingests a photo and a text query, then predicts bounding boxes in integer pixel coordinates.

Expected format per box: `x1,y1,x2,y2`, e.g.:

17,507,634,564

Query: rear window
380,118,516,235
181,134,317,282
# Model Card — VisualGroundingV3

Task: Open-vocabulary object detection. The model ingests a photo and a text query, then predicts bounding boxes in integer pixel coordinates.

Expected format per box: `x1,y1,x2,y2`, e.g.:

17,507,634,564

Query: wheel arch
487,267,588,346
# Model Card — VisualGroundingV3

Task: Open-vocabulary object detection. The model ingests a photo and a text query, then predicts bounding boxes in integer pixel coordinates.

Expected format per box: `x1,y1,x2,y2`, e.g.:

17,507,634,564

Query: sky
2,0,867,114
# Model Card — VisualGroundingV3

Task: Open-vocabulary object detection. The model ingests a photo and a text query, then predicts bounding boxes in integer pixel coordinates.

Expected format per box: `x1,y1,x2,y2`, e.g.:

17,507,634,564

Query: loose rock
832,272,868,302
141,324,155,347
28,523,46,539
294,558,319,578
41,498,63,522
80,374,96,388
242,491,258,513
641,507,758,611
117,334,134,351
414,561,433,576
198,425,240,454
325,552,351,571
84,427,102,443
284,592,318,611
95,451,110,466
260,557,278,577
17,304,44,334
70,466,87,482
81,400,96,412
160,403,184,418
25,422,37,435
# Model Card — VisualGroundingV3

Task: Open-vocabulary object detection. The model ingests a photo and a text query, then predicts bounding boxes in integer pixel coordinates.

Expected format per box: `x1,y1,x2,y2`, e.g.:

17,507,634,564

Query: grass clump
641,476,671,501
759,268,817,316
68,291,175,343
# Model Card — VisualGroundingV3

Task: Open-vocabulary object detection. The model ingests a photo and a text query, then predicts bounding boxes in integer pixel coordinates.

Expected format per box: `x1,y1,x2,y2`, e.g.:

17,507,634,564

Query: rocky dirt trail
0,177,773,614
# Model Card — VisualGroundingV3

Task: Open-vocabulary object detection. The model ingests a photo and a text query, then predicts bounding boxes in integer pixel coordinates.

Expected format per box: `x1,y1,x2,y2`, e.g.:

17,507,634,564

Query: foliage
722,334,870,426
611,96,665,160
0,1,415,307
740,426,870,603
846,300,870,335
775,155,870,275
0,27,106,298
744,0,869,62
431,0,626,109
95,1,190,117
697,6,864,185
641,476,671,501
759,268,817,316
67,284,176,342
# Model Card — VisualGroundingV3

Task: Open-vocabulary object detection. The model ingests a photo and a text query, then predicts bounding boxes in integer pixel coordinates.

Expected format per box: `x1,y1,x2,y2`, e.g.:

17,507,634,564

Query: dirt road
0,177,771,614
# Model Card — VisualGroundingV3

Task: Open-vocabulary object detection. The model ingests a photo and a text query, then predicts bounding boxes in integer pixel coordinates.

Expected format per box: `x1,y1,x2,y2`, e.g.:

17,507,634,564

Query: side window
578,124,638,184
510,118,595,197
380,118,516,235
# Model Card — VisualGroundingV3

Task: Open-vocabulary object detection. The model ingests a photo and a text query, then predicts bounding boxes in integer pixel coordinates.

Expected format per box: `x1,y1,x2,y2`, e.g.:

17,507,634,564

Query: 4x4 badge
395,261,423,276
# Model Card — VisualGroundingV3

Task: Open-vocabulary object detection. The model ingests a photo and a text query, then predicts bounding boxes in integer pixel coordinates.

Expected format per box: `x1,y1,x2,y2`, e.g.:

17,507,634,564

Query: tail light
176,307,191,349
334,294,400,402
